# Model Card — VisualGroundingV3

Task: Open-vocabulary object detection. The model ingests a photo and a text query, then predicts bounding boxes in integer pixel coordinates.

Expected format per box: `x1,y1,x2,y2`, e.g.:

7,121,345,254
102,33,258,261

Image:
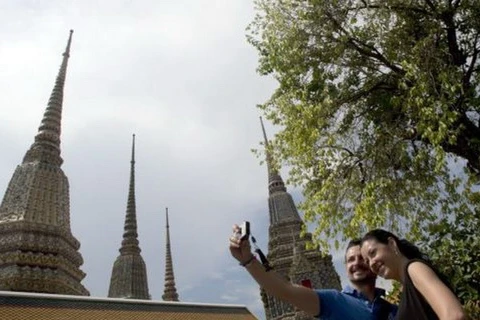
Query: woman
360,229,466,320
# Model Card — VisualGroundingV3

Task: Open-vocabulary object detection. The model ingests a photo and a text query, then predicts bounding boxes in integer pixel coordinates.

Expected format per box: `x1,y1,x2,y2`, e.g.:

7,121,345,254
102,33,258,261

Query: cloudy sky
0,1,392,319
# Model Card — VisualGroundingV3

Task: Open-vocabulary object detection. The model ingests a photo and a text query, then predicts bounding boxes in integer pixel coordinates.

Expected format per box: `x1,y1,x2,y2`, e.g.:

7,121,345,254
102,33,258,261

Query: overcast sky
0,1,392,319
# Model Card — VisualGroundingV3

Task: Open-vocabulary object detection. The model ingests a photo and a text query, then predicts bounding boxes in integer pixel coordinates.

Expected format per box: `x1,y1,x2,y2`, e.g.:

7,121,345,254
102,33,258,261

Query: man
229,225,397,320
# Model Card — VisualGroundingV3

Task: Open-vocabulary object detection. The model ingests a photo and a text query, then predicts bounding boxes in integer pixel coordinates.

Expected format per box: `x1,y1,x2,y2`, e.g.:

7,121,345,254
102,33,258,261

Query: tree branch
347,38,405,74
464,34,479,85
321,7,405,75
348,4,432,16
340,78,396,105
316,145,367,184
440,10,466,66
440,114,480,174
316,145,355,156
424,0,437,12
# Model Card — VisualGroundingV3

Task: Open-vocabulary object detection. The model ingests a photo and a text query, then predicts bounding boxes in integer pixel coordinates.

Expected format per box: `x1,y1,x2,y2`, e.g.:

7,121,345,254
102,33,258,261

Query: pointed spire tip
166,207,169,227
259,116,269,145
63,30,73,58
131,134,136,162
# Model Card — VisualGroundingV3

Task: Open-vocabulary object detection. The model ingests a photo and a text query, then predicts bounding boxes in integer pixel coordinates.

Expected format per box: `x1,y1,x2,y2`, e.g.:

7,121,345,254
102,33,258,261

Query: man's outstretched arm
229,225,320,316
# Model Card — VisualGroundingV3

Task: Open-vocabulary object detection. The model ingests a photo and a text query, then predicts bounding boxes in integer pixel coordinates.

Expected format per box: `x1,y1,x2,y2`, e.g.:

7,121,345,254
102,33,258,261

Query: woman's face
360,238,398,280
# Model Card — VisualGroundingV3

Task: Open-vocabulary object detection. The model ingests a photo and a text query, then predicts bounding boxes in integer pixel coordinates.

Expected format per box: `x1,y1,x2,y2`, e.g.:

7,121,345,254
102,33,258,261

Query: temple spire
120,134,140,254
162,207,179,301
23,30,74,166
258,119,342,319
0,30,89,296
260,116,274,177
108,134,150,299
259,117,286,195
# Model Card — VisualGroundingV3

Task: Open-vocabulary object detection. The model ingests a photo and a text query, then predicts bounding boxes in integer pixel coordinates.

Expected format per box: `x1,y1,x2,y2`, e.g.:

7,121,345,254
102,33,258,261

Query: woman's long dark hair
361,229,430,261
361,229,454,290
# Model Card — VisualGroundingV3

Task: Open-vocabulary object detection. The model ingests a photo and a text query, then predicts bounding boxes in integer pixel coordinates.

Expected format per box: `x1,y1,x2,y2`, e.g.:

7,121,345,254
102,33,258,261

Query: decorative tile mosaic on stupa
0,30,89,296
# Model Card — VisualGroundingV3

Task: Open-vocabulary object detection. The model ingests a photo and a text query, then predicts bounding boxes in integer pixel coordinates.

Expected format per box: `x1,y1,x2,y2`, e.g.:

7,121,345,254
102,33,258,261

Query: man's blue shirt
315,285,397,320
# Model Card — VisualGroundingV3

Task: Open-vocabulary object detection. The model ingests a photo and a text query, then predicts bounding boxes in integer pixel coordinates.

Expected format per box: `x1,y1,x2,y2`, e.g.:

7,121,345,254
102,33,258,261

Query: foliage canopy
249,0,479,304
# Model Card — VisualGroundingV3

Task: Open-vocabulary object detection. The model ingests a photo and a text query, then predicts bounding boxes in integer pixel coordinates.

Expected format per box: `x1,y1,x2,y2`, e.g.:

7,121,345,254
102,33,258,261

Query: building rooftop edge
0,290,250,310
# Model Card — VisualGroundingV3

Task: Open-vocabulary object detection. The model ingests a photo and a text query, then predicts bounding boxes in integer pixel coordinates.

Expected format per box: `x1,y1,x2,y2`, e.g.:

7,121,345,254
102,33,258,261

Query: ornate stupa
162,207,179,301
259,117,341,320
108,135,150,299
0,30,89,296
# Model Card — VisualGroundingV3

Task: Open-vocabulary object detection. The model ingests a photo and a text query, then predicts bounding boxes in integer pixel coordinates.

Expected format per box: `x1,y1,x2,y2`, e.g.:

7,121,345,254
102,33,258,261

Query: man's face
345,245,376,284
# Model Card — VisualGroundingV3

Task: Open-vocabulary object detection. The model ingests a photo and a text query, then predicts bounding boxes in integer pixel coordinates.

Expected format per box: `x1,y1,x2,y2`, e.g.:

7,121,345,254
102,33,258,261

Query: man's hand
229,224,254,264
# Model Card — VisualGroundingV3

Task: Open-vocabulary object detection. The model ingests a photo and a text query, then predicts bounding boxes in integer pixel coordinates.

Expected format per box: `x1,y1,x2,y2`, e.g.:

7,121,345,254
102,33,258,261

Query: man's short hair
344,239,361,263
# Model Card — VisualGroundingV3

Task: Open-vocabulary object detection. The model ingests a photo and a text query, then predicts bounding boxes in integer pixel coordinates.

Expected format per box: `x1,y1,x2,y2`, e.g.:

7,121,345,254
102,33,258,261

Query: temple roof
0,291,258,320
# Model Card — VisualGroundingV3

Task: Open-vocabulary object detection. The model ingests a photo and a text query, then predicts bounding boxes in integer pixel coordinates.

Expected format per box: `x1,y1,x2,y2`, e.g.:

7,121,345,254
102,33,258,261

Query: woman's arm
408,261,466,320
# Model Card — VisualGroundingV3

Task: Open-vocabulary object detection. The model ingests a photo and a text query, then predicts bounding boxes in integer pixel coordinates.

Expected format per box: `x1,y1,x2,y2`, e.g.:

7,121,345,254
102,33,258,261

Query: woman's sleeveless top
396,259,439,320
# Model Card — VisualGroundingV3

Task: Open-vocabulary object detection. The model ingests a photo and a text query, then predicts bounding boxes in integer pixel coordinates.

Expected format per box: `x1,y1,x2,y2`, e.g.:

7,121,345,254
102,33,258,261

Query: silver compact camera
238,221,250,240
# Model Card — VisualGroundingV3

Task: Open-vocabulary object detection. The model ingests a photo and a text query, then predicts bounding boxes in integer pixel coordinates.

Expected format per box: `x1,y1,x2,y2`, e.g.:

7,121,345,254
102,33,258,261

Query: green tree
421,199,480,305
248,0,479,306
